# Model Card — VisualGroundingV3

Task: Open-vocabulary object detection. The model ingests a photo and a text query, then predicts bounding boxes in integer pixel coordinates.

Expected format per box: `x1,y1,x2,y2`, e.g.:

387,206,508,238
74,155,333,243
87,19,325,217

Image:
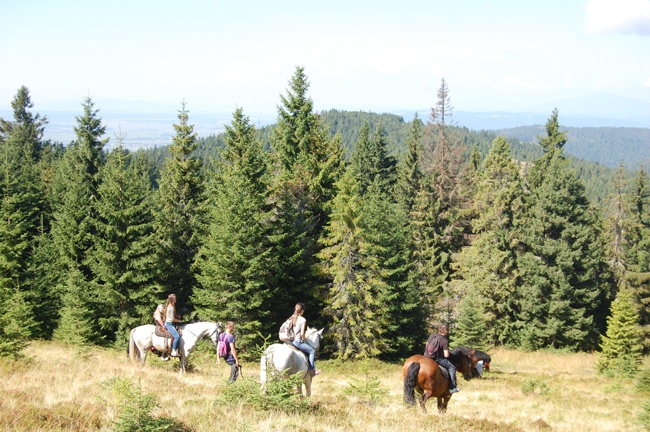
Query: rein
181,323,219,340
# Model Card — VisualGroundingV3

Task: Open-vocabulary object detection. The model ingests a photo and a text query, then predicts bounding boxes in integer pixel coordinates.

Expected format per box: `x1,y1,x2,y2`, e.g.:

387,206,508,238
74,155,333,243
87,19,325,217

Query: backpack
278,317,295,342
217,333,229,358
424,334,442,358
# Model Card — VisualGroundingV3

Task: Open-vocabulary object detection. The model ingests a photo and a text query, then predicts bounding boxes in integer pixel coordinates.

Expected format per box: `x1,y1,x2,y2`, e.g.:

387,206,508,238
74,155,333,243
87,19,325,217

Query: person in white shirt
290,302,320,376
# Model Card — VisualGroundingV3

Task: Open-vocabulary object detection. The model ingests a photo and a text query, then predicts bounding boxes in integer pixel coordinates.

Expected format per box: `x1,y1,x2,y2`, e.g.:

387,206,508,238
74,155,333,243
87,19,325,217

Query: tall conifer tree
269,67,343,317
409,182,449,328
193,108,276,350
626,167,650,351
154,102,205,312
396,114,424,213
51,96,107,343
88,141,160,345
319,169,387,359
0,87,51,341
451,136,522,345
515,111,612,350
360,180,421,357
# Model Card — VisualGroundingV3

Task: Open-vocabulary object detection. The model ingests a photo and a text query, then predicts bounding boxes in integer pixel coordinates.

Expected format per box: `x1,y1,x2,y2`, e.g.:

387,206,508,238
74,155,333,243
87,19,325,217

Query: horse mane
472,349,491,363
450,346,472,357
447,350,469,368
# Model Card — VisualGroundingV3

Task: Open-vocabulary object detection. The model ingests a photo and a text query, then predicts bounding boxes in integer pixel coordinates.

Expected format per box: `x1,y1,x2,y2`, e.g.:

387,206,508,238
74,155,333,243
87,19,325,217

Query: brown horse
403,350,477,413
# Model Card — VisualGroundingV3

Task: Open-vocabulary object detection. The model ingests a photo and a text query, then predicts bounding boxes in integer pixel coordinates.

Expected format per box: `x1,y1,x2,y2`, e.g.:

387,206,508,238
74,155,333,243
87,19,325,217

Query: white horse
128,321,221,374
260,327,323,397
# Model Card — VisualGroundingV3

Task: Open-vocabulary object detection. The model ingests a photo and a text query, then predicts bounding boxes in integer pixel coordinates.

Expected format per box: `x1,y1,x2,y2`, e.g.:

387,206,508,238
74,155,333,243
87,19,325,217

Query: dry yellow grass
1,341,648,431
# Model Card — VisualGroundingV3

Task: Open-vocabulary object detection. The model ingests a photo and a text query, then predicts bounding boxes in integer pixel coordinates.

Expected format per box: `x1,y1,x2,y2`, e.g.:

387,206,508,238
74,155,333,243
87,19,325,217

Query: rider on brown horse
423,324,460,394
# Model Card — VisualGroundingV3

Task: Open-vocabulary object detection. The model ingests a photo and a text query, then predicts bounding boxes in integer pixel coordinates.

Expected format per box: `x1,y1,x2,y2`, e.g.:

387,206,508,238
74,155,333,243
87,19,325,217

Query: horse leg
304,374,313,398
260,353,270,393
419,390,431,413
438,395,450,413
179,355,186,374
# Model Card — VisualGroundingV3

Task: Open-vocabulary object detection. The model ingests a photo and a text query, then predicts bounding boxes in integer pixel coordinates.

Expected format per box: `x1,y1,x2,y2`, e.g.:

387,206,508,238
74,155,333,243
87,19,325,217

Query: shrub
216,373,315,412
343,359,389,404
102,377,190,432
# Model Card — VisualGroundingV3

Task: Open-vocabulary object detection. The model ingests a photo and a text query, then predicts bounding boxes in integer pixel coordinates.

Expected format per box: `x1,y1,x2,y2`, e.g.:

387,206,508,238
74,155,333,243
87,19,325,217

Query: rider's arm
443,349,450,358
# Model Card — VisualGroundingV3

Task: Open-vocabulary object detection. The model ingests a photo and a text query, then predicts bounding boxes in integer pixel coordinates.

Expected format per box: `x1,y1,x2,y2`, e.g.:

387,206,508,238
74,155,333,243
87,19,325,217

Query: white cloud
645,77,650,87
586,0,650,35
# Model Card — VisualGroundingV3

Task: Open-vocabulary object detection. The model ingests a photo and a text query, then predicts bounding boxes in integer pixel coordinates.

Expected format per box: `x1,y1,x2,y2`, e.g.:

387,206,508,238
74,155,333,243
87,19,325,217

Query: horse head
209,321,223,348
450,347,478,381
305,327,324,352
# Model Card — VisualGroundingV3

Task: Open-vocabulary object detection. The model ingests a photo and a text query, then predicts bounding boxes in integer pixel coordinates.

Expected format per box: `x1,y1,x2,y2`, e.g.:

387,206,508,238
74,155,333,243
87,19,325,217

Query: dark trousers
227,362,239,383
435,357,458,389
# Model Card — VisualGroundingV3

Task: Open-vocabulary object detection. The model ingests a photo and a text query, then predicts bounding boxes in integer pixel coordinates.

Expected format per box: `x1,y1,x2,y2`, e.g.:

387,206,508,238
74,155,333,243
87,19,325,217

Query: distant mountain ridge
1,91,648,149
399,93,650,130
495,125,650,170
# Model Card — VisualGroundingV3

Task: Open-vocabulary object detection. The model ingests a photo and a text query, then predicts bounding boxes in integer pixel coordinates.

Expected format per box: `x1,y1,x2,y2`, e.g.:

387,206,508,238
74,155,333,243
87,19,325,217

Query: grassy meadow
1,341,649,431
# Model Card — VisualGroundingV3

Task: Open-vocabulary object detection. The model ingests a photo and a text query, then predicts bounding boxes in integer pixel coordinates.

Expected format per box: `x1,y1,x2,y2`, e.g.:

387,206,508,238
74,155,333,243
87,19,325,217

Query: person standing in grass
163,294,182,357
217,321,240,382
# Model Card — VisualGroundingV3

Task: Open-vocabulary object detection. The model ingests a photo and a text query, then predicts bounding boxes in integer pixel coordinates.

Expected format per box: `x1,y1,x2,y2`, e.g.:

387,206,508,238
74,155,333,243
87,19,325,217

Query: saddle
437,365,451,380
155,326,171,338
154,325,182,338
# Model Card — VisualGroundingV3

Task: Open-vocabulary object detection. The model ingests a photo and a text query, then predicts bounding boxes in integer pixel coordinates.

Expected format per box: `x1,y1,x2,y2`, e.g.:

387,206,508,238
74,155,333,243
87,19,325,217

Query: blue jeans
293,339,316,370
165,322,180,350
435,357,457,389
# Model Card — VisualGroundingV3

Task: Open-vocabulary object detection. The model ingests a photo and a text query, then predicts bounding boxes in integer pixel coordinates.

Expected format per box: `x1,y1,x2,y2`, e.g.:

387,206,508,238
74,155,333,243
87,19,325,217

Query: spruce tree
272,66,316,174
395,113,424,213
515,111,612,350
420,79,468,322
360,180,422,357
349,123,397,198
269,67,343,318
193,108,276,350
319,168,387,359
598,286,643,377
626,167,650,351
453,288,488,350
604,163,630,280
0,289,36,357
451,136,522,345
153,102,205,312
88,141,160,345
408,181,449,329
51,97,107,344
0,87,50,339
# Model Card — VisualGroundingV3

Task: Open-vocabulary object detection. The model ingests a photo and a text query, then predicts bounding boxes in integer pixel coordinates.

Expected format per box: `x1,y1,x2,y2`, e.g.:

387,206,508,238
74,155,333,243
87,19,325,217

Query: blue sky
1,0,649,117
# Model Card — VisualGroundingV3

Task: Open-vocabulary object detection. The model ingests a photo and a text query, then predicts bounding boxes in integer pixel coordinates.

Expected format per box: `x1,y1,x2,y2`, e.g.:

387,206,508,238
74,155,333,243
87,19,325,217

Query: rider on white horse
289,302,320,376
163,294,182,357
152,304,170,361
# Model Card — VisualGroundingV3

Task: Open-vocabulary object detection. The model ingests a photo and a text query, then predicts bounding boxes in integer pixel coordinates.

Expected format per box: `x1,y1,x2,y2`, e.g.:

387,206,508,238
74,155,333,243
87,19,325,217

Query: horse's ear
318,328,324,335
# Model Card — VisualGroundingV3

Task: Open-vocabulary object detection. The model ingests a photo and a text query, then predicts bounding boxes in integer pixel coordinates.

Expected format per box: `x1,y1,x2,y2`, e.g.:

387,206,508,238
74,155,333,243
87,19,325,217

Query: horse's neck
181,323,210,348
305,331,320,350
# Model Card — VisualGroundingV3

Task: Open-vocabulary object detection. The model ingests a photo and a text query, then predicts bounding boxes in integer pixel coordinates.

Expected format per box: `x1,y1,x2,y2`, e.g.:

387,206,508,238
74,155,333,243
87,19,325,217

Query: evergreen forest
1,68,649,374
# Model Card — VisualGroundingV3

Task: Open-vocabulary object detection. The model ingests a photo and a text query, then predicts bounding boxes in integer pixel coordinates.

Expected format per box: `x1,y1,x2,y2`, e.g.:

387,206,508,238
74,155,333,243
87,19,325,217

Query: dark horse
453,346,491,378
403,350,477,413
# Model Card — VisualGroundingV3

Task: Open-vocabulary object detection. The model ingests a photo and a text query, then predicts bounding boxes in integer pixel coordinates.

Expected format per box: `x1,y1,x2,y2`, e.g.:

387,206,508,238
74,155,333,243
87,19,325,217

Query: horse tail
403,361,420,406
128,328,138,363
